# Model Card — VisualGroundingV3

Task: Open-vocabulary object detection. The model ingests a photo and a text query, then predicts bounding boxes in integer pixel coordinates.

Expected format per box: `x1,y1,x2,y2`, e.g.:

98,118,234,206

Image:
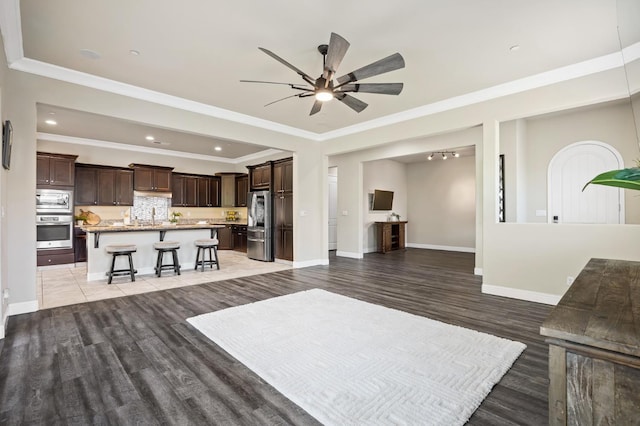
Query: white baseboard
293,258,328,268
0,311,7,339
406,243,475,253
336,251,363,259
481,284,561,305
8,300,39,316
474,268,483,276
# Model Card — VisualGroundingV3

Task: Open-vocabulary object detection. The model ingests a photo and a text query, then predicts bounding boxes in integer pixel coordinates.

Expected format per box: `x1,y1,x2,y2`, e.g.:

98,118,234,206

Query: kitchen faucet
151,207,156,225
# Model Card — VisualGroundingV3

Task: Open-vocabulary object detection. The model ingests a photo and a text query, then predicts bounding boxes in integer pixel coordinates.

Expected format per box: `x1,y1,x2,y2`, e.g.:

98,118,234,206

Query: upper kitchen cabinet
172,174,220,207
248,163,271,190
235,174,249,207
75,165,98,205
98,168,134,206
75,164,134,206
37,152,77,187
272,158,293,194
216,172,248,207
129,164,173,192
172,174,198,207
198,176,221,207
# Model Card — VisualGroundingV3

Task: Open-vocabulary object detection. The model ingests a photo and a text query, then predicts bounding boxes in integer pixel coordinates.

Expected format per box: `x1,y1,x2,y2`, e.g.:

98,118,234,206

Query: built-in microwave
36,188,73,214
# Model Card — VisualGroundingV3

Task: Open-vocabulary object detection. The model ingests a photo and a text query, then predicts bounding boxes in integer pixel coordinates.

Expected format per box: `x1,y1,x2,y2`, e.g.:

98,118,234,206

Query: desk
540,258,640,425
375,221,407,253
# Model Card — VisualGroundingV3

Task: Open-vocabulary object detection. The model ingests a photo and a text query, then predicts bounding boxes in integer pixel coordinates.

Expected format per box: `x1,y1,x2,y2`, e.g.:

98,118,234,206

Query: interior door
328,173,338,250
548,141,623,224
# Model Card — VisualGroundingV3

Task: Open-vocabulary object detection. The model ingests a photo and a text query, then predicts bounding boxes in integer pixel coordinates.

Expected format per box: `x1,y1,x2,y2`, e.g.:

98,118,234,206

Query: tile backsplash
132,195,170,222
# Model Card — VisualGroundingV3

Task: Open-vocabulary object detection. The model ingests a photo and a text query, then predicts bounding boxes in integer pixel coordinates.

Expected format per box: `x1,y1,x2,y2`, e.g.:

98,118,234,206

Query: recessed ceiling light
129,50,140,56
79,48,101,60
145,135,155,141
214,146,222,151
509,45,521,52
45,119,57,125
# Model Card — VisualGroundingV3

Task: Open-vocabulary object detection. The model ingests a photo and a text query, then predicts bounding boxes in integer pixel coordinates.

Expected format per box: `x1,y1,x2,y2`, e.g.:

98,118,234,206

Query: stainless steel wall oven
36,215,73,249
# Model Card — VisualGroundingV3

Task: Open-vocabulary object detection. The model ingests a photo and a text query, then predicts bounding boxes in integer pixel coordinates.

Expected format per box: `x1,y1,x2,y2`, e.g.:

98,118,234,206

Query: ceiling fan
241,32,405,115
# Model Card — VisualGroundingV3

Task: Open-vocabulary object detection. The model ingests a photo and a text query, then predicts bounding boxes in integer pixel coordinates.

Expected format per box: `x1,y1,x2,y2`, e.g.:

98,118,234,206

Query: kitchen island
82,223,227,281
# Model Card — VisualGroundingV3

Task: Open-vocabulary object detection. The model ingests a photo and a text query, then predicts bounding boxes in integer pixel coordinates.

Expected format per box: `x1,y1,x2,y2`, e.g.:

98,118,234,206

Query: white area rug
187,289,526,425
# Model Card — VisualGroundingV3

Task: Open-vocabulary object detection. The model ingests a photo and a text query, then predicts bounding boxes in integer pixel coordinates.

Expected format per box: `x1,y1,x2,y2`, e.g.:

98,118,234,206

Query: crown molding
37,132,282,164
318,50,626,141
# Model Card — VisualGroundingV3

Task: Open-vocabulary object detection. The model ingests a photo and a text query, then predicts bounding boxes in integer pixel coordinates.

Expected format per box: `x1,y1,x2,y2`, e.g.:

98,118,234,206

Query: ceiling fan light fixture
315,90,334,102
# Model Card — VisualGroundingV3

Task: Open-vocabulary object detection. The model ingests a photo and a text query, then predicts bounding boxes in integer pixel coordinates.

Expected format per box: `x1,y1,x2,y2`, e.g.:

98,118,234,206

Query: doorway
548,141,624,224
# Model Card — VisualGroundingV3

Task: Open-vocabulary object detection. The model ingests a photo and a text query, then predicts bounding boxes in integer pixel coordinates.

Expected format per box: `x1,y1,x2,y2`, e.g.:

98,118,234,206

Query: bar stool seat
154,241,181,277
194,238,220,272
105,244,137,284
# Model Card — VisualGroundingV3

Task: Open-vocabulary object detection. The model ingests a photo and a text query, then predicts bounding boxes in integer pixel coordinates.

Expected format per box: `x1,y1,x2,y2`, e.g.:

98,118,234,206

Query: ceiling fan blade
323,33,350,81
338,83,403,95
258,48,316,85
264,93,305,107
310,100,323,115
335,93,368,113
240,79,313,91
336,52,405,85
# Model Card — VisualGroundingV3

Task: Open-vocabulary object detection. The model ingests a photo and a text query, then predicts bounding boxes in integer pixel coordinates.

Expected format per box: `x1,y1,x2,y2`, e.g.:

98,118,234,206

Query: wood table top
540,258,640,357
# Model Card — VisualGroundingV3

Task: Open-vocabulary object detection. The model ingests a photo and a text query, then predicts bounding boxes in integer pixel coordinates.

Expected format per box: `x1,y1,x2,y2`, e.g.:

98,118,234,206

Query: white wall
0,37,7,337
406,155,476,251
501,100,640,223
362,159,407,252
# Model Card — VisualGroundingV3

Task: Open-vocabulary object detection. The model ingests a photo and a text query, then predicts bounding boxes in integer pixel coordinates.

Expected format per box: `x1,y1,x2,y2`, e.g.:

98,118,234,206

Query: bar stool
194,238,220,271
153,241,181,277
105,244,137,284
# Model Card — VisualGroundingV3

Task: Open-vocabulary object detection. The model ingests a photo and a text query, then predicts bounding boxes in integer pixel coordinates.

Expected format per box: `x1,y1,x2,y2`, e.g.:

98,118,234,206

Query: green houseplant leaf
583,167,640,191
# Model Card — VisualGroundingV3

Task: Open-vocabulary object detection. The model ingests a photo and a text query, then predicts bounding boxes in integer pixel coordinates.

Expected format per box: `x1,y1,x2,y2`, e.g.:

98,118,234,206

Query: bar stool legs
153,241,181,277
195,239,220,271
105,244,137,284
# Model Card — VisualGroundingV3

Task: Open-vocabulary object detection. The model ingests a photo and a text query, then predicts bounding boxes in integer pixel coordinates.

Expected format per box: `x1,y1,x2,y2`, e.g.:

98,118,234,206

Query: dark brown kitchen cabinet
129,164,173,192
217,225,233,250
37,248,75,266
235,175,248,207
75,165,133,206
172,174,198,207
248,163,271,190
198,176,221,207
273,158,293,193
37,152,77,187
74,226,87,263
274,193,294,260
75,165,98,205
97,168,134,206
232,225,247,253
273,158,293,261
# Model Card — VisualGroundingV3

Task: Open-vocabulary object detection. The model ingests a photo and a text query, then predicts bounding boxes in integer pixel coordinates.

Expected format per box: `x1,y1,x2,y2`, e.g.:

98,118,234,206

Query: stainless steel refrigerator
247,190,273,261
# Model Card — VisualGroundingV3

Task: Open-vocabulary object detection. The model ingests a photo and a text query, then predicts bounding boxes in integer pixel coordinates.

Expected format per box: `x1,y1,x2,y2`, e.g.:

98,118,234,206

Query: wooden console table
375,221,407,253
540,258,640,425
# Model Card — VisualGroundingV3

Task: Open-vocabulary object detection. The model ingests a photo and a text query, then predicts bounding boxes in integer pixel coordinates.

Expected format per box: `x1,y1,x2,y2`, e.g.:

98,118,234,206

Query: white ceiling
1,0,627,159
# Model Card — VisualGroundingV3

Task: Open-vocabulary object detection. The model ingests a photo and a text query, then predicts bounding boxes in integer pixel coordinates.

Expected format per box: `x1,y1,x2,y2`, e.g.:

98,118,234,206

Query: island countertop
81,223,230,233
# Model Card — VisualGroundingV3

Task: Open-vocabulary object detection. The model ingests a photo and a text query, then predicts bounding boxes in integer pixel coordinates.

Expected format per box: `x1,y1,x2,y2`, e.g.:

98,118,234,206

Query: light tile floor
37,251,291,309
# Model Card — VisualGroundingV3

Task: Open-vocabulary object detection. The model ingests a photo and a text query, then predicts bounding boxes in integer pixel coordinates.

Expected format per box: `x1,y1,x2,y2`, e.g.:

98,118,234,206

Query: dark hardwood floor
0,249,551,425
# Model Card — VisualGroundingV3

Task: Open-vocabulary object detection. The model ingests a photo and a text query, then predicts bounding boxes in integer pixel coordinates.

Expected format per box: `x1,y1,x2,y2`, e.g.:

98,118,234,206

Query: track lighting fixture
427,151,459,160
